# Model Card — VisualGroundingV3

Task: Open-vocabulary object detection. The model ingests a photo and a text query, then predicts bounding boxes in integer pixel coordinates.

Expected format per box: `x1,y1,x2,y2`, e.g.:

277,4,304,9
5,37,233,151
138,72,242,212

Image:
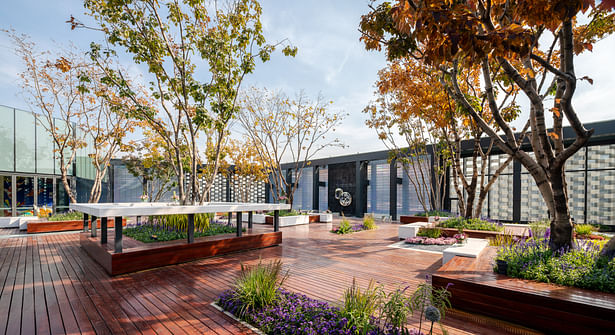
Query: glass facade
318,166,328,212
367,160,390,215
0,105,81,216
0,106,14,171
291,167,313,210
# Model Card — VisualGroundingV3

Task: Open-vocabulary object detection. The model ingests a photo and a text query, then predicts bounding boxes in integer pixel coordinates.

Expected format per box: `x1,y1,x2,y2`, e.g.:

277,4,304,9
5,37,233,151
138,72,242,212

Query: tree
366,57,520,217
78,0,296,205
360,0,615,250
224,138,270,202
123,125,181,202
238,88,346,208
7,31,88,204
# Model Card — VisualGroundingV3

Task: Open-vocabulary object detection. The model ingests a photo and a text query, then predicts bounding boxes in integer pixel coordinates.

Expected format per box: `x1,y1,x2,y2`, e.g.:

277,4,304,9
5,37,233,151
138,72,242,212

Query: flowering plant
171,191,179,203
139,194,149,202
453,233,467,243
406,236,457,245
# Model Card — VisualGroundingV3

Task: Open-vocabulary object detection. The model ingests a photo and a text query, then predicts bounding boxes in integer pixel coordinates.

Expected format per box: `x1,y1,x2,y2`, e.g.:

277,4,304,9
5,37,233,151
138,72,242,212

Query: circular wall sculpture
334,187,352,207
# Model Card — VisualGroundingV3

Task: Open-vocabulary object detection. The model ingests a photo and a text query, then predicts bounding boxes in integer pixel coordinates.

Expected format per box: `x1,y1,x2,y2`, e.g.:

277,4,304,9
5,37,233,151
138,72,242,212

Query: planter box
0,216,32,228
27,218,127,234
18,217,40,230
265,215,310,227
438,227,523,239
398,222,432,239
400,215,440,224
319,213,333,222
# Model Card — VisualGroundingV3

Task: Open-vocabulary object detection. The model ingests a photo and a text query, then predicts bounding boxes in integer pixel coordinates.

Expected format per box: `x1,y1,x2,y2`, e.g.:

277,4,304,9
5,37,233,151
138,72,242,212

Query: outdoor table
70,202,290,253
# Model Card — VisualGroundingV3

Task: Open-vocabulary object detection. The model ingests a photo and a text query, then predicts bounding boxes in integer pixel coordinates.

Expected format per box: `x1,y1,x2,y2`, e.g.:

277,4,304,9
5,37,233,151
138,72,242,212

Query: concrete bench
442,238,489,265
398,222,432,239
319,213,333,222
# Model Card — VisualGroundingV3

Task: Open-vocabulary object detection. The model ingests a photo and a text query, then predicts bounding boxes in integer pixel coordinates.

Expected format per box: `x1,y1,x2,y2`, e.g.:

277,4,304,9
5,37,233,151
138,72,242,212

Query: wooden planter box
81,231,282,275
438,227,523,239
27,218,127,234
400,215,441,224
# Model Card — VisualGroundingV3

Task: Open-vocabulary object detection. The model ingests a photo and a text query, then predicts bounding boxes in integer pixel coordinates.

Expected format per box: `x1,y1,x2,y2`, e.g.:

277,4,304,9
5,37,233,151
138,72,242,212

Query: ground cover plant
123,214,239,243
414,210,451,217
439,217,503,232
332,217,376,235
405,236,457,245
265,209,303,217
218,260,451,335
416,228,442,239
47,211,83,221
495,238,615,293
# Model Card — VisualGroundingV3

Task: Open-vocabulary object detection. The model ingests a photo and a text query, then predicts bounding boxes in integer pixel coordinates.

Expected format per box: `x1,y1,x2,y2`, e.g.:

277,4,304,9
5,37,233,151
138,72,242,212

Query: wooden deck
433,247,615,335
1,220,544,334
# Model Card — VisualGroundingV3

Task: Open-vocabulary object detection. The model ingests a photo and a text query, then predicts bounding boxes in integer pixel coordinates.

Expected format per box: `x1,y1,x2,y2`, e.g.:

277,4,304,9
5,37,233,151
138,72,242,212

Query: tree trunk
549,166,573,250
59,165,77,204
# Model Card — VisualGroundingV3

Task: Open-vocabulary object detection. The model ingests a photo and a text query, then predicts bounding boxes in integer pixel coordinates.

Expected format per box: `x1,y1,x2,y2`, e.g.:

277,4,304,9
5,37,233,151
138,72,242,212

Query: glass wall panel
54,120,74,176
489,174,514,221
520,173,549,221
367,160,390,215
398,158,431,215
15,110,36,173
0,106,14,172
36,117,55,174
587,170,615,225
318,166,328,212
291,167,312,210
566,171,585,223
37,177,54,208
588,144,615,170
0,175,12,217
55,178,70,213
16,176,35,216
566,148,586,171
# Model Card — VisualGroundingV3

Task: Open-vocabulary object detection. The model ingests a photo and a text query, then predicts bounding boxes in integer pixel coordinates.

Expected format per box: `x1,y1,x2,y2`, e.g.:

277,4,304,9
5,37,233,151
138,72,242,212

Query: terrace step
442,238,489,265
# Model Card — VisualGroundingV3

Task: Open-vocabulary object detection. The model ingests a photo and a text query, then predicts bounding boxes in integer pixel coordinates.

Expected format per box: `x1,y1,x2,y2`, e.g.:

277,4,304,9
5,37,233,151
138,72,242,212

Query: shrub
575,224,596,237
150,213,211,232
495,238,615,293
123,222,237,243
231,259,289,317
47,211,83,221
529,220,550,239
417,228,442,238
362,215,377,230
439,217,503,232
335,218,354,235
340,278,382,334
488,231,518,247
415,210,451,217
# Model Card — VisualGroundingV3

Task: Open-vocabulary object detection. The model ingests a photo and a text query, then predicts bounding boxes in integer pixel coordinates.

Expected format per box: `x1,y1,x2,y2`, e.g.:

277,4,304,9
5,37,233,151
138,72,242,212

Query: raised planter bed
399,215,440,224
264,214,318,226
438,227,522,239
27,218,127,234
432,248,615,334
80,231,282,275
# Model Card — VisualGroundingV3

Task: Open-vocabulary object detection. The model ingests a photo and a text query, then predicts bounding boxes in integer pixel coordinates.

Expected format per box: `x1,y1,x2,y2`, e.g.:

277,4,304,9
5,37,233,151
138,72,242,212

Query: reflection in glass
0,176,12,217
0,106,14,172
38,177,54,208
15,110,36,173
16,176,35,216
36,117,55,174
55,178,70,213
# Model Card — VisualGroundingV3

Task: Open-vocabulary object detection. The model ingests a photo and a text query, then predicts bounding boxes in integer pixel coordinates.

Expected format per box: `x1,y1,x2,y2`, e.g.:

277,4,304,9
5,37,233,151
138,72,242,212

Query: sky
1,1,614,162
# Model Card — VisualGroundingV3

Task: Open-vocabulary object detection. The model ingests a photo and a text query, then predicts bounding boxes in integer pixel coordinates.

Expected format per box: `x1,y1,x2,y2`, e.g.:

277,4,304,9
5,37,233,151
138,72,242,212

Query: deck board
0,219,549,335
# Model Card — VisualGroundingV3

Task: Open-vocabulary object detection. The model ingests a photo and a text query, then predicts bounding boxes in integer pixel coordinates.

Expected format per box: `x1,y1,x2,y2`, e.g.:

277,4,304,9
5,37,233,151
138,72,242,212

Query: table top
69,202,291,217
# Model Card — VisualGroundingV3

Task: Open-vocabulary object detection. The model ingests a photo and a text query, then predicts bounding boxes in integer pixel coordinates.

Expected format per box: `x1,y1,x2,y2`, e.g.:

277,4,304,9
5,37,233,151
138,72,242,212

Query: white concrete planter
18,217,40,230
241,213,267,224
0,217,20,228
398,222,431,239
319,213,333,223
442,238,489,265
278,215,310,227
